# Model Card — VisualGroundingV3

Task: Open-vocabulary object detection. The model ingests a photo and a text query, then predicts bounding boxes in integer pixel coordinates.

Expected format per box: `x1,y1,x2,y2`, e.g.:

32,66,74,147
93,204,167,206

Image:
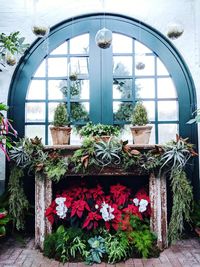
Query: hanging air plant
167,23,184,39
69,73,78,81
136,62,145,70
95,27,112,49
32,25,49,37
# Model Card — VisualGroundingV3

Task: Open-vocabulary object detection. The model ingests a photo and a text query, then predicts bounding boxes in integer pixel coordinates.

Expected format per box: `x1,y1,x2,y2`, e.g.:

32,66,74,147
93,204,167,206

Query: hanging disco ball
136,62,145,70
95,27,112,49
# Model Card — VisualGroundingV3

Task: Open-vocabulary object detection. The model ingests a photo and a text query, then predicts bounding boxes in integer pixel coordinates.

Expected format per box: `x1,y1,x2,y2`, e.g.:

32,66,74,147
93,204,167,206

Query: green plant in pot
130,102,152,144
50,103,71,145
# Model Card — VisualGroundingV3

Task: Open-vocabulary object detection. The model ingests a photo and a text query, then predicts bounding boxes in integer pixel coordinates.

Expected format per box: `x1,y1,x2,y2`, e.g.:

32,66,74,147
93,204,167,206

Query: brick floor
0,237,200,267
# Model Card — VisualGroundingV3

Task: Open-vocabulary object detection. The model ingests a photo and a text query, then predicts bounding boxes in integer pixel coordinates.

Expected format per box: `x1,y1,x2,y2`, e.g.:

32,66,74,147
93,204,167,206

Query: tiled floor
0,237,200,267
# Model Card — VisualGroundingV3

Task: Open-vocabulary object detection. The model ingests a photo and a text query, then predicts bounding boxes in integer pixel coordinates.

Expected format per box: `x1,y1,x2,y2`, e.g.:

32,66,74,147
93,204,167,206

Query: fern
70,236,87,258
8,165,29,230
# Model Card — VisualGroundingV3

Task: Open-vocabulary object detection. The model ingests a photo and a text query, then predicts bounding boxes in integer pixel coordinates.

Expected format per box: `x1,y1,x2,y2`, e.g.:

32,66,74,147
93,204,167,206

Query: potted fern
130,102,152,144
50,103,71,145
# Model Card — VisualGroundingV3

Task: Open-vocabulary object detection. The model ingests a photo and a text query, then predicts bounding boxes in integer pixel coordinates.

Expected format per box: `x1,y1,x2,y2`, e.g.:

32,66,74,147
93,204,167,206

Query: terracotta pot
50,126,71,145
130,125,152,144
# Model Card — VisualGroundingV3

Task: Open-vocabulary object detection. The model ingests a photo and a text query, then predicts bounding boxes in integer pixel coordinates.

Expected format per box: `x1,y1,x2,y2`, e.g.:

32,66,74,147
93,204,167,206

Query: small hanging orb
136,62,145,70
6,53,16,66
166,23,184,39
69,72,78,81
32,25,50,38
95,27,112,49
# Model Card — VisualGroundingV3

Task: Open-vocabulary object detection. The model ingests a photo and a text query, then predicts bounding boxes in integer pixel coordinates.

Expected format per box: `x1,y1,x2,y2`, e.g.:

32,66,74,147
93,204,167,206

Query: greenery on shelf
79,122,120,138
131,102,149,126
52,103,69,127
0,31,29,70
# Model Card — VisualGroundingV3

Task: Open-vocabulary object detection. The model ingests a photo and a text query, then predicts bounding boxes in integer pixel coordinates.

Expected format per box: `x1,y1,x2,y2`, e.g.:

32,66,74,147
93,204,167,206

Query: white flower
55,197,68,219
100,202,115,221
133,198,139,206
138,199,148,213
95,204,99,209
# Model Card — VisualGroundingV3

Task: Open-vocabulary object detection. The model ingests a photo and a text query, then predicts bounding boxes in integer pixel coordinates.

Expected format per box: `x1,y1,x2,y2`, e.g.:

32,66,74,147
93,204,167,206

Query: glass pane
158,124,178,144
135,78,155,99
70,102,89,122
50,42,67,55
112,33,132,53
25,125,45,143
158,101,178,121
113,79,132,99
60,80,90,100
27,80,45,100
48,80,65,100
149,124,155,144
25,103,45,122
157,78,177,98
135,41,152,54
135,55,155,76
48,102,62,123
113,102,133,121
157,58,169,75
70,57,89,75
34,61,45,77
113,56,132,76
48,58,67,77
70,34,89,54
142,101,155,121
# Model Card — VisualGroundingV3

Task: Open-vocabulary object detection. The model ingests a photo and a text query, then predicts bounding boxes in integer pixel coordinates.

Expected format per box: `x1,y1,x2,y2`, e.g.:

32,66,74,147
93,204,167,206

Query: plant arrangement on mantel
0,32,29,71
8,134,196,244
79,122,120,141
44,183,157,264
130,102,152,144
50,103,71,145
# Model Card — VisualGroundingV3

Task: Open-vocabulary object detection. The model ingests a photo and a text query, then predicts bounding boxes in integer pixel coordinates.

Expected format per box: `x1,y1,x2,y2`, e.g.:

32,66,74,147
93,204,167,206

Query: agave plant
160,135,197,172
94,138,122,167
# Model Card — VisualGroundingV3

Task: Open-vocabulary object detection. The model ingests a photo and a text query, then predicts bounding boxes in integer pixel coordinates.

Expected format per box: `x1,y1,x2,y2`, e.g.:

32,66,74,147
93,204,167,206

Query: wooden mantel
35,145,168,250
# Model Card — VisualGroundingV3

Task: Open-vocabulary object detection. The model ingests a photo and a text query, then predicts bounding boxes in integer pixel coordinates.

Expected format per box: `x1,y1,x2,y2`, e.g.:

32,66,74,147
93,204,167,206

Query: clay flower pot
130,125,152,144
50,126,72,145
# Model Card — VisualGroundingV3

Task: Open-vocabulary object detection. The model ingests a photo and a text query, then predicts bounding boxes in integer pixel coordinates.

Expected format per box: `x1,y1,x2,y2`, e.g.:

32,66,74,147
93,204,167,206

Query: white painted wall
0,0,200,190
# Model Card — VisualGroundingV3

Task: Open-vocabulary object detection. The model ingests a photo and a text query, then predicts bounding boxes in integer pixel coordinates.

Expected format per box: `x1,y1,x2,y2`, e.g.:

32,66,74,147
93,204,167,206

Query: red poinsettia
71,199,90,218
45,200,56,224
110,184,130,206
82,211,102,230
0,211,7,219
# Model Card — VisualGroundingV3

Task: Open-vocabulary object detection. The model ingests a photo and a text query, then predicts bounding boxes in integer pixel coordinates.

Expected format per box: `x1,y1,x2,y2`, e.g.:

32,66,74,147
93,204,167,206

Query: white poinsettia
100,202,115,221
138,199,149,213
133,198,139,206
55,197,68,219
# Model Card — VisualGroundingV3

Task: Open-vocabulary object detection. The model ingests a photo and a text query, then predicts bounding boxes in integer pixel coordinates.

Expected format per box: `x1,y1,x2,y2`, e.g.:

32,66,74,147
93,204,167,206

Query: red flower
82,211,102,230
45,201,56,224
110,184,130,206
90,185,105,200
123,204,142,220
71,200,90,218
0,211,7,219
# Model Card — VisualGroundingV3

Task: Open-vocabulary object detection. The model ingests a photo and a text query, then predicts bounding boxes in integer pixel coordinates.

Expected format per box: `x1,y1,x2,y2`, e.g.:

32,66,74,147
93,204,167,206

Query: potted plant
130,102,152,144
50,103,71,145
79,122,120,141
0,209,9,237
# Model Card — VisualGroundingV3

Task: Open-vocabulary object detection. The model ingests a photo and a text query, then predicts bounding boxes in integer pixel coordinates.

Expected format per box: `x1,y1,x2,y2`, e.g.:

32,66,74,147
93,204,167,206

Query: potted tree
50,103,71,145
130,102,152,144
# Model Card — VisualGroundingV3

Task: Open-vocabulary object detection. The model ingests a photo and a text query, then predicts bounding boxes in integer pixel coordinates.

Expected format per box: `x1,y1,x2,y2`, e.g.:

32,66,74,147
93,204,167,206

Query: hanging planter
136,62,145,70
166,23,184,39
6,53,17,66
95,27,112,49
32,25,49,37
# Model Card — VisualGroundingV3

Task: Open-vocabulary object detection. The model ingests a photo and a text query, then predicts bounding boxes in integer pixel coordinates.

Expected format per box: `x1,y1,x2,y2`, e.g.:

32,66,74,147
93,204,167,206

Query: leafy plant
79,122,120,137
191,201,200,228
105,231,130,264
44,157,68,182
70,236,87,258
0,209,9,236
168,169,193,243
94,138,122,167
52,103,69,127
8,166,29,230
187,109,200,124
43,232,58,258
71,102,89,122
86,236,106,264
114,103,133,121
0,31,29,69
131,102,149,126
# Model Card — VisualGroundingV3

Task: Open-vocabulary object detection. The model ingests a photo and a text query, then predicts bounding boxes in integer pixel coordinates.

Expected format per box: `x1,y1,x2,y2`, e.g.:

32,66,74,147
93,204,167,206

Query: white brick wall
0,0,200,185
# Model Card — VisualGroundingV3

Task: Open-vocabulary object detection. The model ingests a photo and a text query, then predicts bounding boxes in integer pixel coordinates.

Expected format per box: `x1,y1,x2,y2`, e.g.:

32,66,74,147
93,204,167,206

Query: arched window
8,14,197,146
